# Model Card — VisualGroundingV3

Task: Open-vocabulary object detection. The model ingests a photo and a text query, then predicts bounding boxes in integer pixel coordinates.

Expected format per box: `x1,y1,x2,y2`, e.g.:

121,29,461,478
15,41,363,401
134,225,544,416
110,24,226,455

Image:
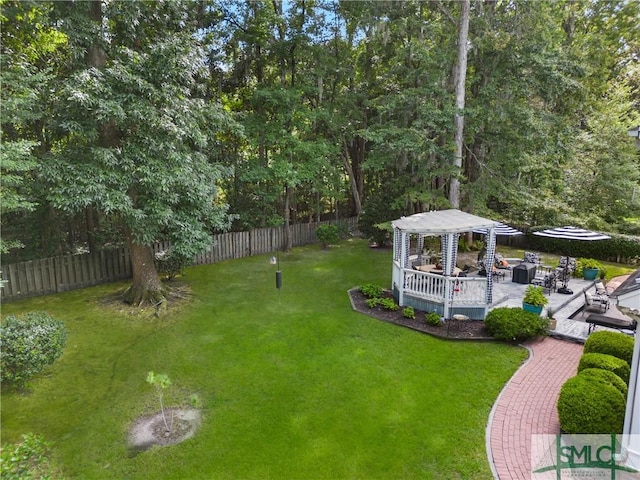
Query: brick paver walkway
487,337,584,479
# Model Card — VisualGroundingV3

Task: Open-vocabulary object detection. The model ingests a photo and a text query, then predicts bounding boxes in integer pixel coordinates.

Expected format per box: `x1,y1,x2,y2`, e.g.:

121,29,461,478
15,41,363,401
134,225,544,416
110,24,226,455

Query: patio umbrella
532,226,611,294
532,226,610,241
472,222,523,236
474,223,523,263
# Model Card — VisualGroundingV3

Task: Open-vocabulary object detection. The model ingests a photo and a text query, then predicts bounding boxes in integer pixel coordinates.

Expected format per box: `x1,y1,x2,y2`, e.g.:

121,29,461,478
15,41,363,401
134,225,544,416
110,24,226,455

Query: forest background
2,0,639,302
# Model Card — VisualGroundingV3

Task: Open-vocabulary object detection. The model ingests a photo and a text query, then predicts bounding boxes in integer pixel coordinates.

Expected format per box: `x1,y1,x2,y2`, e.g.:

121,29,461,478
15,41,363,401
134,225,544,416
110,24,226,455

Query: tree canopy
2,0,639,298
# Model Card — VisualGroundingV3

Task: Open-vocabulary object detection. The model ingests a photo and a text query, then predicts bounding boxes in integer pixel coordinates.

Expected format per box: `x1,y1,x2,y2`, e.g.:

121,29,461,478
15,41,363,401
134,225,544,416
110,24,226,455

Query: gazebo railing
404,270,447,301
402,269,487,306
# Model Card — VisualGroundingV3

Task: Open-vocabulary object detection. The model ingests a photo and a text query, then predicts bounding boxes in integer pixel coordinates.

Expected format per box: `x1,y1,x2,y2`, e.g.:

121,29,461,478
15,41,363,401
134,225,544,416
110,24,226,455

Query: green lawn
1,239,527,479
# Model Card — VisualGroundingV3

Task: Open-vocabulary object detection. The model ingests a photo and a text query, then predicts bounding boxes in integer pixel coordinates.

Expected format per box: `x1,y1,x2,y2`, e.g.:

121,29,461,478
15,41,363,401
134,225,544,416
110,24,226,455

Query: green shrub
402,306,415,319
557,374,626,434
583,331,634,367
425,312,442,326
378,298,399,311
575,258,604,278
366,298,380,308
0,312,67,388
0,433,60,480
360,283,384,299
577,352,630,384
316,224,339,248
484,307,549,341
578,368,628,397
154,249,192,280
523,285,548,307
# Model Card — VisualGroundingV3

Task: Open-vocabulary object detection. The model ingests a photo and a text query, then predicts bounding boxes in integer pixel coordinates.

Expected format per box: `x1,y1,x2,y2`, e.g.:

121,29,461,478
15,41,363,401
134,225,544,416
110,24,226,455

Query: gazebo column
484,229,497,305
441,233,459,319
393,227,402,264
416,235,425,263
393,227,410,305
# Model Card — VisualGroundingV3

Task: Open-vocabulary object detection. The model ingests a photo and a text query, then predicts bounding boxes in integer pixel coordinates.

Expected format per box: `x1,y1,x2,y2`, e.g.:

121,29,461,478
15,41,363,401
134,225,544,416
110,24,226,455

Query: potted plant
577,258,603,280
546,306,557,331
522,285,548,315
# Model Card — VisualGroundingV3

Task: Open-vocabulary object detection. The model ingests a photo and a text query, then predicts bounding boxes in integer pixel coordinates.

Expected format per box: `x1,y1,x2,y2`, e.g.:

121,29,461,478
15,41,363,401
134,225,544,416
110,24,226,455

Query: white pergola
391,209,500,320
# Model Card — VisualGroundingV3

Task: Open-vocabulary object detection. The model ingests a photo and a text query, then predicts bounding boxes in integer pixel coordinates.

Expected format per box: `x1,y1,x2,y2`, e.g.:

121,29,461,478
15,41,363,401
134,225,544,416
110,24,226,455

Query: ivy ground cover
1,239,527,479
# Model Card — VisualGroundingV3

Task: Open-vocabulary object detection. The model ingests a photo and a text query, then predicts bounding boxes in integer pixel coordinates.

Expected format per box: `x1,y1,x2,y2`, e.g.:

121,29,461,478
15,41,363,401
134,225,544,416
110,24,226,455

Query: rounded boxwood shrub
484,307,549,341
577,352,630,384
577,368,628,397
583,330,634,367
0,312,67,388
557,374,626,434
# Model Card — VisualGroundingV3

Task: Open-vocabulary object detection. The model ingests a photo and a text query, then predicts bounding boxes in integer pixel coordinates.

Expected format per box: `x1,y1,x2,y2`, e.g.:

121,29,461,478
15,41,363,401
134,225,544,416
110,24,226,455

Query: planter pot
523,303,543,315
583,268,599,280
548,318,557,330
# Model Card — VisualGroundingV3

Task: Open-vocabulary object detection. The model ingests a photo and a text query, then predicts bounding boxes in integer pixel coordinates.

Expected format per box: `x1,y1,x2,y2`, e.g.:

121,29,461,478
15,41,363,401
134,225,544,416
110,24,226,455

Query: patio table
415,264,462,276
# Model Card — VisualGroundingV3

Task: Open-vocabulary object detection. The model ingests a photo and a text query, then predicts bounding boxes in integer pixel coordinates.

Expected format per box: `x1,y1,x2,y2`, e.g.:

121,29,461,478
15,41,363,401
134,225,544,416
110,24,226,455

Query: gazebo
391,209,500,320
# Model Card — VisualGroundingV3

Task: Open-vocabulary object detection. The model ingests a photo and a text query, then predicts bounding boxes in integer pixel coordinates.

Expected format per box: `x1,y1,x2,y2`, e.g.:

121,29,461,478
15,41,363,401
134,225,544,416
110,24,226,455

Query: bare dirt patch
128,408,201,451
99,280,193,318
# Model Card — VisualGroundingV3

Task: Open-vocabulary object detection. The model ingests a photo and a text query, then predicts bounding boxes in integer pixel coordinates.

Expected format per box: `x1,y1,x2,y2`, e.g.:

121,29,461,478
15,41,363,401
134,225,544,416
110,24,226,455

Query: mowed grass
1,239,527,479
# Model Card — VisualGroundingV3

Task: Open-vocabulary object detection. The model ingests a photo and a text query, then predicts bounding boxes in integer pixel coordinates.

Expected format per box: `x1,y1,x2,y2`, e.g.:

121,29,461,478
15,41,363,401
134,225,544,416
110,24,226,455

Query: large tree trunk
342,136,362,216
283,184,292,252
450,0,470,209
123,239,167,312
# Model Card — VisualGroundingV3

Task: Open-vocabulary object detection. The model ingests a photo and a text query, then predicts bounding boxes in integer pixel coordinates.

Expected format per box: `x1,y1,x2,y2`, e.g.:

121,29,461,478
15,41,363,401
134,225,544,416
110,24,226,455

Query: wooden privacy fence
0,218,358,302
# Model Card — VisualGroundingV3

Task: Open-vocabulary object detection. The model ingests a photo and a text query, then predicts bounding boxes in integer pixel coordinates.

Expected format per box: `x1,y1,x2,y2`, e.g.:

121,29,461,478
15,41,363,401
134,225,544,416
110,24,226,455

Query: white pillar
623,334,640,469
441,233,457,319
485,228,497,304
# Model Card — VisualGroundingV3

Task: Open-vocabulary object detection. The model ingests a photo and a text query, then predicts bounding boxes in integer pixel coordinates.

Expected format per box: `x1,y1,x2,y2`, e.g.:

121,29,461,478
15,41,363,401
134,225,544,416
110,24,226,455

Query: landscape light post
269,254,282,301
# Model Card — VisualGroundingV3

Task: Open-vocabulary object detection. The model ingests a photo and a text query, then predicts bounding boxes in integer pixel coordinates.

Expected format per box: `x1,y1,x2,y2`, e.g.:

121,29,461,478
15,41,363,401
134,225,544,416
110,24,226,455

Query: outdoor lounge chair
494,253,514,271
594,280,611,296
583,290,609,313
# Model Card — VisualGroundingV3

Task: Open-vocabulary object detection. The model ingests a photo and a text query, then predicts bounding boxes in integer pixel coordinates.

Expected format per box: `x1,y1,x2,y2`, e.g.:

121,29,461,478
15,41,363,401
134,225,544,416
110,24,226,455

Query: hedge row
558,331,633,434
583,330,634,366
578,352,630,385
528,228,640,262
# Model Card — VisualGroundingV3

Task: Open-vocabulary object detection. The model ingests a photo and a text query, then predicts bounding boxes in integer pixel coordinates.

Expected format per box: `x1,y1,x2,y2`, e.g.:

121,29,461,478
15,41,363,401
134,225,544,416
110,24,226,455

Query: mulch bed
348,288,494,340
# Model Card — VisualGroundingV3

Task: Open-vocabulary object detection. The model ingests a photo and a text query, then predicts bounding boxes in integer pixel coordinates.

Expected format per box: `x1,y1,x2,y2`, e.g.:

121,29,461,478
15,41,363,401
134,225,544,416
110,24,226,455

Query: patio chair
478,260,506,281
494,253,514,271
531,270,557,294
583,290,609,313
594,280,611,296
457,265,471,277
523,251,540,264
555,256,576,294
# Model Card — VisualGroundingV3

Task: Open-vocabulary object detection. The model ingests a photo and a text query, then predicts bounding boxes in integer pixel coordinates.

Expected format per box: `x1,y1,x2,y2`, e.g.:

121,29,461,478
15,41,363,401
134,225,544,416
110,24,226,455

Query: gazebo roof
392,209,499,235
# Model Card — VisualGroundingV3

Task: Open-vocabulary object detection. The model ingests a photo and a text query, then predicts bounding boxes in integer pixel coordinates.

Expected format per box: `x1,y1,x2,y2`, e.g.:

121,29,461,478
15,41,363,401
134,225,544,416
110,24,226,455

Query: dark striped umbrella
472,222,523,236
533,226,610,294
532,226,610,241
